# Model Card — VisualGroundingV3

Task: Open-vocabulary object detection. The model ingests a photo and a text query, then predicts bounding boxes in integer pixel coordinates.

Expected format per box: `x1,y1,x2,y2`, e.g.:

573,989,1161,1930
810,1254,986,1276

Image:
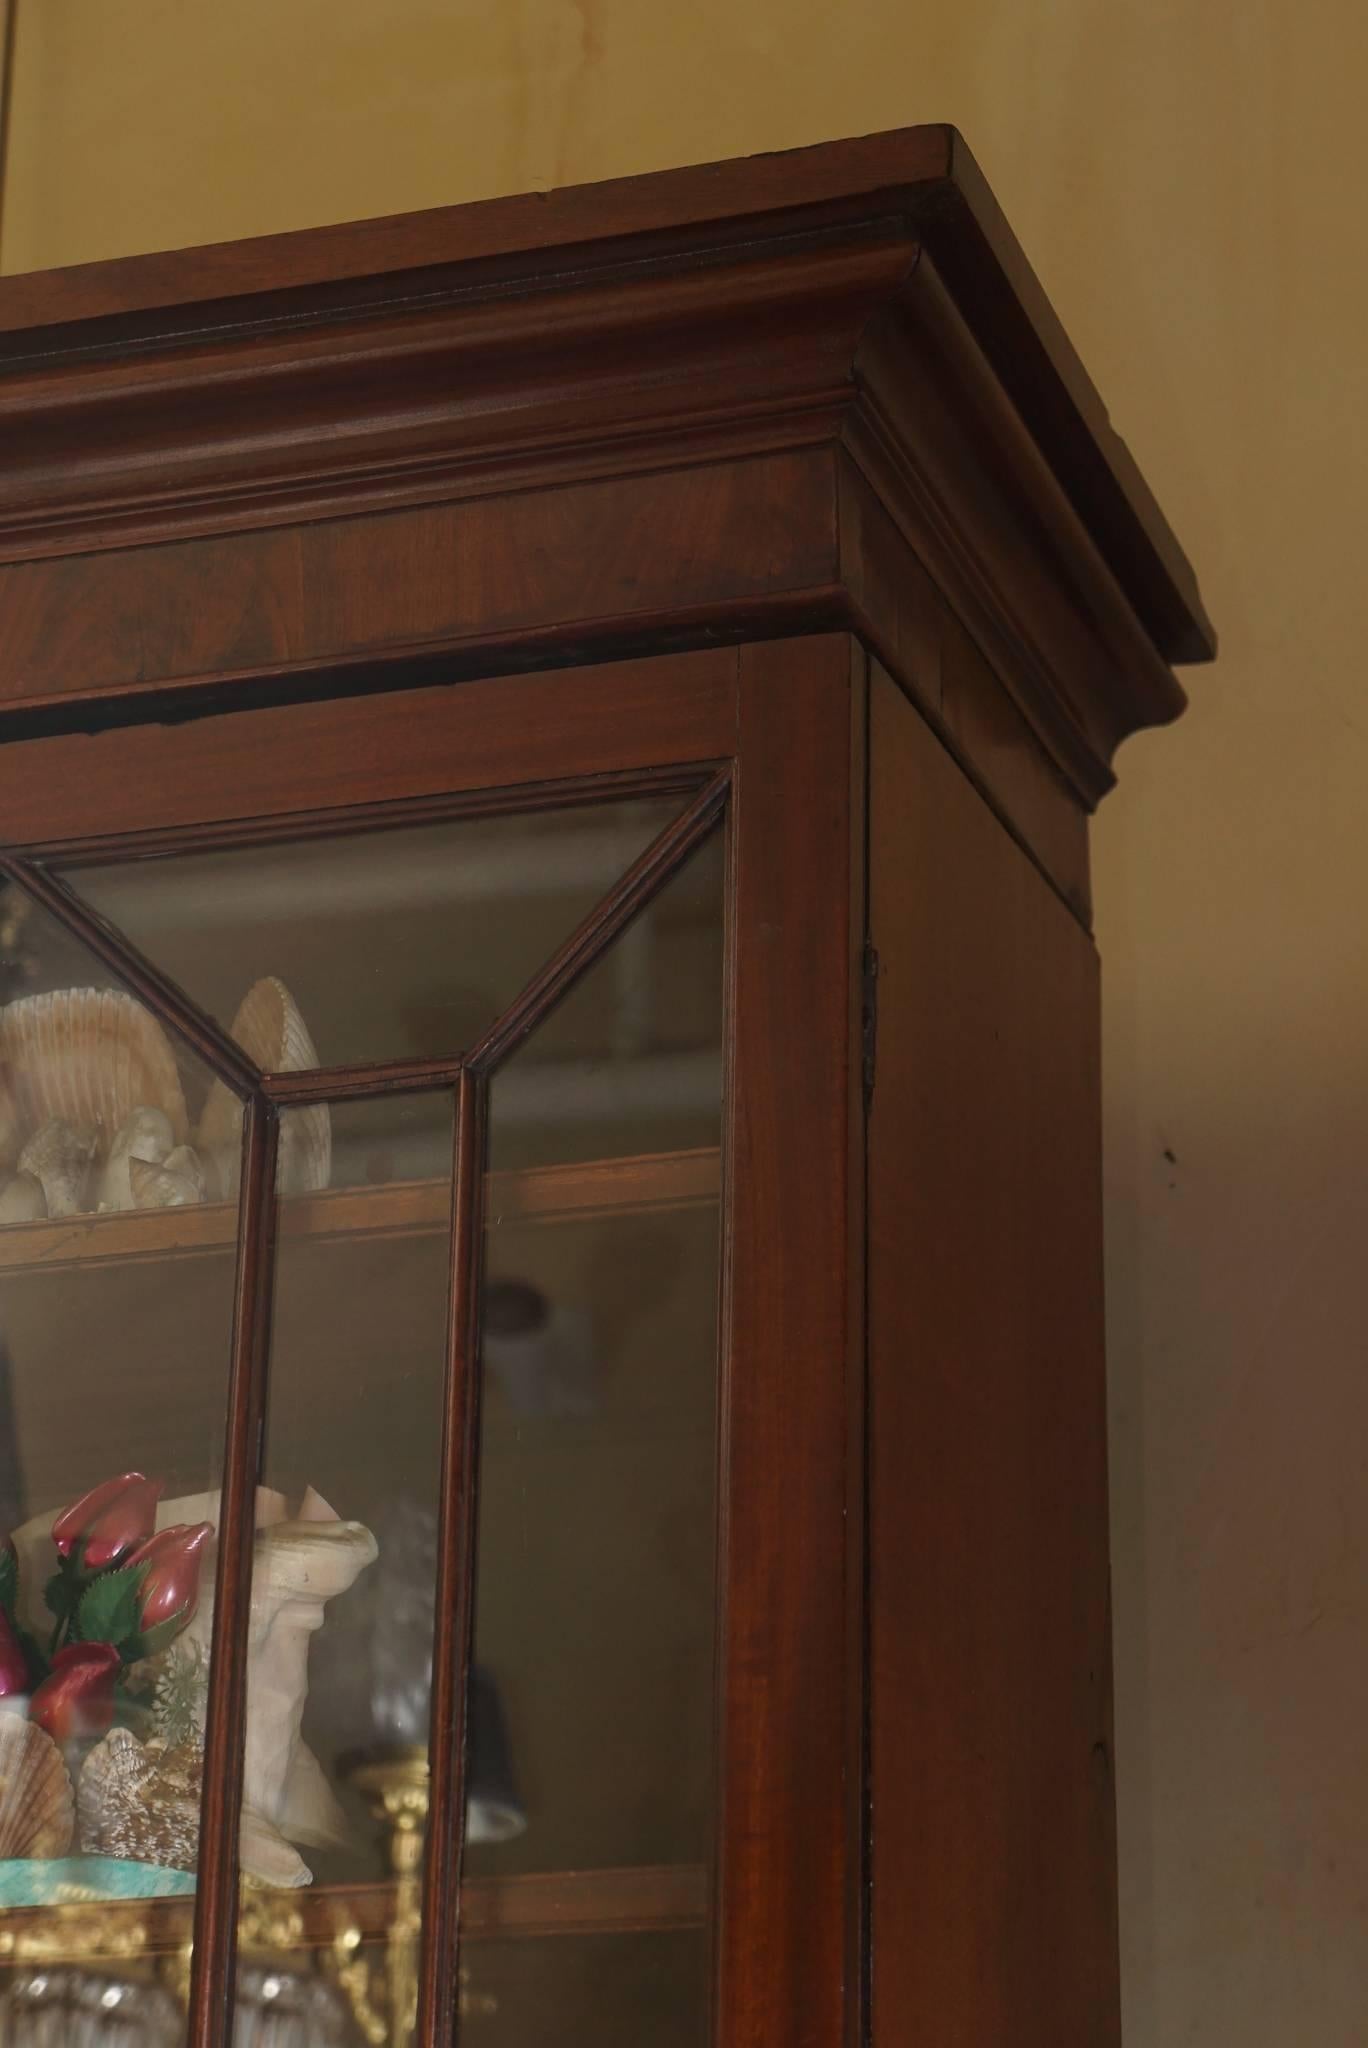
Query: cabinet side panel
867,666,1118,2045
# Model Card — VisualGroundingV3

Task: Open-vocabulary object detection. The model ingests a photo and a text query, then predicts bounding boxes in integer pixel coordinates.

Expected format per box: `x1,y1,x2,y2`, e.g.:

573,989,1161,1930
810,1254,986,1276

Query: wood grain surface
714,635,864,2048
865,664,1119,2045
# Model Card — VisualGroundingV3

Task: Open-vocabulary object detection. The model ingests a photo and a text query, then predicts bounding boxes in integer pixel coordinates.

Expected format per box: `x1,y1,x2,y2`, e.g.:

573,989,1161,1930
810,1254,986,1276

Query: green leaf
74,1566,147,1652
0,1548,16,1618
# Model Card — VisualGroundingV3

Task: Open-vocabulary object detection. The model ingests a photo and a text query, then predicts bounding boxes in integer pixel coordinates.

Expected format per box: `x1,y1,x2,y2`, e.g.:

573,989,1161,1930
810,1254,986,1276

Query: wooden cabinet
0,128,1212,2046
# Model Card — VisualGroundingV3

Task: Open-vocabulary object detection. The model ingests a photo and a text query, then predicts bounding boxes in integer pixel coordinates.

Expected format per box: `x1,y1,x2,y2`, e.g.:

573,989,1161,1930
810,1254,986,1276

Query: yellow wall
5,5,1366,2041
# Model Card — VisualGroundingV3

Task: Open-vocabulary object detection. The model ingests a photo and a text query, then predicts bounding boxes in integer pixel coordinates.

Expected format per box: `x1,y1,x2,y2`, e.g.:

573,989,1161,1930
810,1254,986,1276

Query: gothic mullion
468,770,731,1074
418,1066,486,2048
0,855,263,1096
188,1091,278,2048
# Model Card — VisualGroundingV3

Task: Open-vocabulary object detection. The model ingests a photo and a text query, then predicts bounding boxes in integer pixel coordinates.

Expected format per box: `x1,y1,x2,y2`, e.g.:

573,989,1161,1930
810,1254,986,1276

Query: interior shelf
0,1863,708,1965
0,1148,721,1278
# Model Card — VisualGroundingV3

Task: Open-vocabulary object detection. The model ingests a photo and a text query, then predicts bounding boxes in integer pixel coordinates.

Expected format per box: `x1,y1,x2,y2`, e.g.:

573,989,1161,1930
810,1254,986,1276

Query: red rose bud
52,1473,164,1572
29,1642,120,1743
0,1608,27,1699
126,1522,212,1634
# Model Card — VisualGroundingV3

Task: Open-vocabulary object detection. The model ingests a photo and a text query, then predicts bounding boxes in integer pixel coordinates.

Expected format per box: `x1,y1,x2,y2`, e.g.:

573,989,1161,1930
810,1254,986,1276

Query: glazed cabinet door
0,637,863,2048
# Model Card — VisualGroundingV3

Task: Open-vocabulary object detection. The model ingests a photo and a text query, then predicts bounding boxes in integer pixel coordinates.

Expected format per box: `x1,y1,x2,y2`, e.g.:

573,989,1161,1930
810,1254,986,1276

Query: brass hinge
861,941,879,1106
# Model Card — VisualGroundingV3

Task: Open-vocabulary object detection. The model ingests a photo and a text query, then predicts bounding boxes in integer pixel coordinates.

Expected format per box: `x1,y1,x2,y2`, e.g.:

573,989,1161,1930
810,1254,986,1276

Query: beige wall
4,4,1365,2040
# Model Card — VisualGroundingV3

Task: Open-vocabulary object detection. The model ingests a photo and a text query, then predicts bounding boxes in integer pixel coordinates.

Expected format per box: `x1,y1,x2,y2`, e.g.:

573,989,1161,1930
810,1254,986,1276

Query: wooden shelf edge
0,1863,708,1964
0,1148,721,1277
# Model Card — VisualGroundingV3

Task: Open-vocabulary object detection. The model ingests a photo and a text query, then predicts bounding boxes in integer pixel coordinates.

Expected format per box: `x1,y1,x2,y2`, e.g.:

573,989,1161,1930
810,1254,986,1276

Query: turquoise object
0,1856,196,1906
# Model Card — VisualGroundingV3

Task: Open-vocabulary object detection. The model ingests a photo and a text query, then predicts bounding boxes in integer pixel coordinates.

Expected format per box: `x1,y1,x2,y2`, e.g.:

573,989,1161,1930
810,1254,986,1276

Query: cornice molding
0,127,1212,797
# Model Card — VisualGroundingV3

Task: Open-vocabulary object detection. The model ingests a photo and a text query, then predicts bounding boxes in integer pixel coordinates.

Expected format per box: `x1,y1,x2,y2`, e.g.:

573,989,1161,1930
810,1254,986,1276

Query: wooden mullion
32,760,719,870
187,1093,278,2048
467,771,730,1073
418,1067,487,2048
0,854,262,1095
264,1056,467,1105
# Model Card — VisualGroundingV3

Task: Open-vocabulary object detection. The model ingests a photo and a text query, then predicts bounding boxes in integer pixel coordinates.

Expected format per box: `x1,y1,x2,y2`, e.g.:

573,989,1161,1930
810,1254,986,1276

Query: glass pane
489,828,724,1170
231,1092,455,2006
463,837,724,2045
63,795,694,1071
0,882,238,2026
464,1933,707,2047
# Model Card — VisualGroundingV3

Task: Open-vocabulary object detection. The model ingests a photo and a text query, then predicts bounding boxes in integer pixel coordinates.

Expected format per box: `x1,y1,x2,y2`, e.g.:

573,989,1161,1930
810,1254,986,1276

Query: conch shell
0,990,188,1152
175,1502,377,1885
198,978,330,1199
0,1714,75,1857
17,1119,98,1217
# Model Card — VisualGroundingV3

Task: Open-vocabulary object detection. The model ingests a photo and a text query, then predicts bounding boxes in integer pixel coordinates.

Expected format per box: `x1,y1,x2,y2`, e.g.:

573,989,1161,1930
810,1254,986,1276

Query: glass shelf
0,1864,707,1966
0,1147,721,1277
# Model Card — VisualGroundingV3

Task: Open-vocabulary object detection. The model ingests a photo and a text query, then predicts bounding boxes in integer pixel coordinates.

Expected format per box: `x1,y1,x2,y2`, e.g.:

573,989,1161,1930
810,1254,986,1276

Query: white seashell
96,1105,175,1211
198,978,330,1198
128,1152,204,1209
0,989,188,1152
0,1715,75,1857
0,1170,46,1224
17,1119,98,1217
163,1144,208,1198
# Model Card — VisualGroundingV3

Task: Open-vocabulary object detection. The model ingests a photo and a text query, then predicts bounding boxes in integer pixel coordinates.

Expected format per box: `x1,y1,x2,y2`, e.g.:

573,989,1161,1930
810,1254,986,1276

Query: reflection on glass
464,837,724,2042
0,882,236,2033
64,796,693,1070
465,1934,707,2048
233,1093,454,2020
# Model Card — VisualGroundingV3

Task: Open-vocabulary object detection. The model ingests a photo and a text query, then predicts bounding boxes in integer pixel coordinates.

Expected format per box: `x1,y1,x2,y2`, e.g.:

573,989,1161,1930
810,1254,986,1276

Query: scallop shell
77,1728,200,1872
96,1105,175,1212
0,1170,46,1224
0,1714,75,1858
0,990,188,1151
17,1119,98,1217
198,978,330,1199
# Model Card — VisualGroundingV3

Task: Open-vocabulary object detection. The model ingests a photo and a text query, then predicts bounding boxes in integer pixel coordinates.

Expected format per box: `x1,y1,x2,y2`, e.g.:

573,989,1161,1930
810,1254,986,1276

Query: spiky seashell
0,1169,46,1224
95,1105,175,1211
78,1728,202,1872
0,989,188,1152
128,1150,205,1209
0,1714,75,1857
198,978,330,1199
17,1118,98,1217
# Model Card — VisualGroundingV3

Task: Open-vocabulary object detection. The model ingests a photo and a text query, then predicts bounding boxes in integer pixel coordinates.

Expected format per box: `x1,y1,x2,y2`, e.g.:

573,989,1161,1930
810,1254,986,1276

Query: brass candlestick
341,1746,495,2046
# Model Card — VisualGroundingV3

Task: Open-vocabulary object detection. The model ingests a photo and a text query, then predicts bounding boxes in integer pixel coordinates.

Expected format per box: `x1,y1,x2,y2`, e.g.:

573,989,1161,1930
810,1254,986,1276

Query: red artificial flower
28,1642,120,1743
52,1473,164,1573
125,1522,212,1634
0,1608,27,1700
